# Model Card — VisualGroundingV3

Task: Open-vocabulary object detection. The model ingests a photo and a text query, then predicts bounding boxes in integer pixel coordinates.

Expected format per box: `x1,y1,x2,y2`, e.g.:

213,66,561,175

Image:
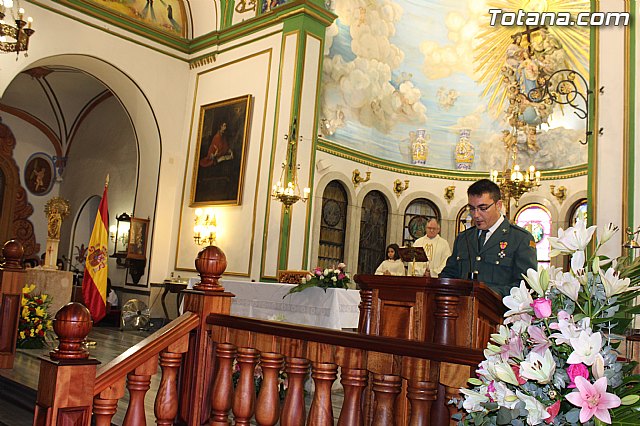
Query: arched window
318,180,348,269
403,198,440,247
358,191,389,274
569,199,588,225
456,206,473,236
515,203,552,263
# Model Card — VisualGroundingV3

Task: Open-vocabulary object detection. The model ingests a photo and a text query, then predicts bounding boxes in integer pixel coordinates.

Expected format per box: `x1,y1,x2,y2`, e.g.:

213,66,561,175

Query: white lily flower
494,361,520,386
568,331,602,366
549,312,583,345
491,381,519,409
522,266,549,297
548,217,597,256
599,223,619,245
323,268,330,276
490,324,510,345
570,250,586,273
520,349,556,384
515,391,551,425
593,353,605,380
301,278,306,284
331,276,337,282
460,387,490,412
503,281,534,317
600,267,635,298
551,270,580,301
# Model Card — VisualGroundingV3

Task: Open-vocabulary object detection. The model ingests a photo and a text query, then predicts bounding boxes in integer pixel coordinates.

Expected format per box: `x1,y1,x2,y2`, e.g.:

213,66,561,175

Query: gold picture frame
190,95,253,206
126,217,150,260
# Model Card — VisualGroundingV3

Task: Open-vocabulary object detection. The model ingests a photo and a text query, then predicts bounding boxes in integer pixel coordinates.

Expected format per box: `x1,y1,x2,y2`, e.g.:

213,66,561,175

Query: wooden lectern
355,274,505,425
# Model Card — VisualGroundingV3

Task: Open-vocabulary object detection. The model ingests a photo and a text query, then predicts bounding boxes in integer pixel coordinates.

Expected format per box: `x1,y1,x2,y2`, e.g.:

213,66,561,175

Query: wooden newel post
0,239,25,369
33,302,100,426
179,245,234,426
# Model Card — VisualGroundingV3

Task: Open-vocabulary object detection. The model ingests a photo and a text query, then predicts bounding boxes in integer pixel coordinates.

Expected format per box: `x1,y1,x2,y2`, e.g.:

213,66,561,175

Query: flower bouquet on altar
284,263,353,297
454,218,640,425
17,284,53,349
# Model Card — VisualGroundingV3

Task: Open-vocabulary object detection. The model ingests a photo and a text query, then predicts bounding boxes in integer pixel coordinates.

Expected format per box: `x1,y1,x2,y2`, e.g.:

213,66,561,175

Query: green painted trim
277,28,306,271
587,0,598,227
318,139,587,180
222,0,235,30
47,0,190,50
190,1,336,53
29,0,189,59
628,1,636,230
302,33,326,270
32,0,336,62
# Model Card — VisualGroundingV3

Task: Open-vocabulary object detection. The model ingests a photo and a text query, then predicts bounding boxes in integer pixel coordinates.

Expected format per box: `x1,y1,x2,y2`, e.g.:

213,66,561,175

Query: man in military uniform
440,179,537,296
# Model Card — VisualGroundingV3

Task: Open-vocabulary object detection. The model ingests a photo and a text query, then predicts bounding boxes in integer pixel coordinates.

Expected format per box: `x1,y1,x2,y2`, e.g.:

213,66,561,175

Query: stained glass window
403,198,440,247
515,203,552,263
318,180,348,269
358,191,389,274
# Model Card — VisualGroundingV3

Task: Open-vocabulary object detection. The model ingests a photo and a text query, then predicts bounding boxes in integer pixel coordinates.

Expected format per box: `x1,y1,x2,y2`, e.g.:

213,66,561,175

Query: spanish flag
82,179,109,323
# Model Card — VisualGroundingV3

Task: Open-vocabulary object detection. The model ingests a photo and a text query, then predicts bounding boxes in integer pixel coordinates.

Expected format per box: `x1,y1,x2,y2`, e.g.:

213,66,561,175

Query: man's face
468,193,502,230
426,221,439,239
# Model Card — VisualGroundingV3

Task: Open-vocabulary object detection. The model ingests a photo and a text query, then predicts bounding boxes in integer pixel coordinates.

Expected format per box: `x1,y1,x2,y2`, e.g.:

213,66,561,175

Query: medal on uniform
499,241,507,258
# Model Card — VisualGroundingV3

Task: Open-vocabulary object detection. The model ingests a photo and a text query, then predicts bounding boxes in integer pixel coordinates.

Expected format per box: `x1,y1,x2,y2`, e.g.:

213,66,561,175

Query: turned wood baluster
255,352,284,426
357,289,374,334
210,343,237,425
371,374,402,426
308,362,338,426
154,349,184,425
232,347,260,425
94,379,126,426
337,368,368,426
433,294,460,345
281,357,310,426
407,380,438,426
123,355,158,426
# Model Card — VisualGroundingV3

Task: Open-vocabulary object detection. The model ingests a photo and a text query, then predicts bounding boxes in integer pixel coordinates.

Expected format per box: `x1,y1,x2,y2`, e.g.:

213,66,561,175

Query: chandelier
490,146,541,219
193,208,217,246
271,119,310,209
0,0,34,55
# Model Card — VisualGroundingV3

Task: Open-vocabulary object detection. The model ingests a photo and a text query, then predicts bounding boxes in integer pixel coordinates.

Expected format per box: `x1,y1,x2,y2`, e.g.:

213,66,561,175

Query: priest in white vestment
412,219,451,277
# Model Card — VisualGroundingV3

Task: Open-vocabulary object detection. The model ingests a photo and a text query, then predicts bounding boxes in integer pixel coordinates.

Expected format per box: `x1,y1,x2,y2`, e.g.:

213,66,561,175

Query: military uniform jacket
440,217,537,296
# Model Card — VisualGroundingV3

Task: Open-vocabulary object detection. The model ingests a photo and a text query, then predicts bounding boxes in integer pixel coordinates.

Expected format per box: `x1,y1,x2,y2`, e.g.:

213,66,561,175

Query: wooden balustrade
206,314,483,425
0,240,25,369
27,243,489,425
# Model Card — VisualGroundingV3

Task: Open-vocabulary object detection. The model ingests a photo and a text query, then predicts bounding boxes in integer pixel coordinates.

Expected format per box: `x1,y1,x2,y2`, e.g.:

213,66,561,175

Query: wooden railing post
0,240,25,369
179,245,234,426
33,302,100,426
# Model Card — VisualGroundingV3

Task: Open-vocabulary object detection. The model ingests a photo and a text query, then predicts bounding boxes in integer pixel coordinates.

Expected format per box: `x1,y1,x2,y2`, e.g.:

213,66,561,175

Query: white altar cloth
221,280,361,330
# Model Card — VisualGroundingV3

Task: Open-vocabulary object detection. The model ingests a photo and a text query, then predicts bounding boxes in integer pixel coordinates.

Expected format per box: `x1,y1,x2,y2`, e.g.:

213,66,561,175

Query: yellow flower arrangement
17,284,53,349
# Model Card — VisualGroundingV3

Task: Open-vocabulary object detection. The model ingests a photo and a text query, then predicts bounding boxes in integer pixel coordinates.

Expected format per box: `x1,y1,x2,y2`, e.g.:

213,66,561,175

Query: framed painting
190,95,253,206
24,153,55,196
126,217,150,260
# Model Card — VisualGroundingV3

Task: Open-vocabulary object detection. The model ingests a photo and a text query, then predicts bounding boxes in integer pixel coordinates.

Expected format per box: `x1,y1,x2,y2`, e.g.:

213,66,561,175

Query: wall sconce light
194,208,217,246
549,185,567,204
109,212,131,267
444,185,455,203
623,226,640,250
393,179,409,196
352,169,371,187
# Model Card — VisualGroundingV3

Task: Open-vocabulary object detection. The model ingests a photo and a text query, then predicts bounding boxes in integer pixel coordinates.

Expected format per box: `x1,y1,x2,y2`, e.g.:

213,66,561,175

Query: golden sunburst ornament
475,0,590,118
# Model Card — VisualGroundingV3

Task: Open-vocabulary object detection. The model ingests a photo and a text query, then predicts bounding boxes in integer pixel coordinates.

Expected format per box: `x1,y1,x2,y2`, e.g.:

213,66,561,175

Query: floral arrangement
284,263,353,296
454,218,640,425
17,284,53,349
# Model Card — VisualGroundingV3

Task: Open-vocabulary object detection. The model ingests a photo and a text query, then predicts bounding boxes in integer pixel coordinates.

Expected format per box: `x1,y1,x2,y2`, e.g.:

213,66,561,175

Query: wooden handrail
94,311,200,394
207,313,484,366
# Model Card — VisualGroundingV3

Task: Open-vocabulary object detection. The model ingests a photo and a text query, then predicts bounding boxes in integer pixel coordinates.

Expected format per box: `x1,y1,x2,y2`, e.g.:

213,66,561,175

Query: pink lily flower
565,376,621,424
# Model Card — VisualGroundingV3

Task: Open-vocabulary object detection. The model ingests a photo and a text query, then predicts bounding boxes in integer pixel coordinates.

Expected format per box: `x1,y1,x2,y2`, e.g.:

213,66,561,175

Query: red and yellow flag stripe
82,184,109,323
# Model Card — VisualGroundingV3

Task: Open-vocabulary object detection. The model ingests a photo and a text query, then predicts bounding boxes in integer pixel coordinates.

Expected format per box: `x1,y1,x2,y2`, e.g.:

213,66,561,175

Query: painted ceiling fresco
82,0,186,36
320,0,591,172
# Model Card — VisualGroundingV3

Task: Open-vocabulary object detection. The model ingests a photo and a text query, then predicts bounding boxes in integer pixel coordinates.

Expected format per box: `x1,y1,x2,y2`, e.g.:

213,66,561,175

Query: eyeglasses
468,201,496,213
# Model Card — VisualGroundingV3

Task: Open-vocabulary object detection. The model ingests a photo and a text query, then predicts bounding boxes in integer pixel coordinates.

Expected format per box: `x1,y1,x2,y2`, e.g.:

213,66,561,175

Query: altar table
222,280,361,330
